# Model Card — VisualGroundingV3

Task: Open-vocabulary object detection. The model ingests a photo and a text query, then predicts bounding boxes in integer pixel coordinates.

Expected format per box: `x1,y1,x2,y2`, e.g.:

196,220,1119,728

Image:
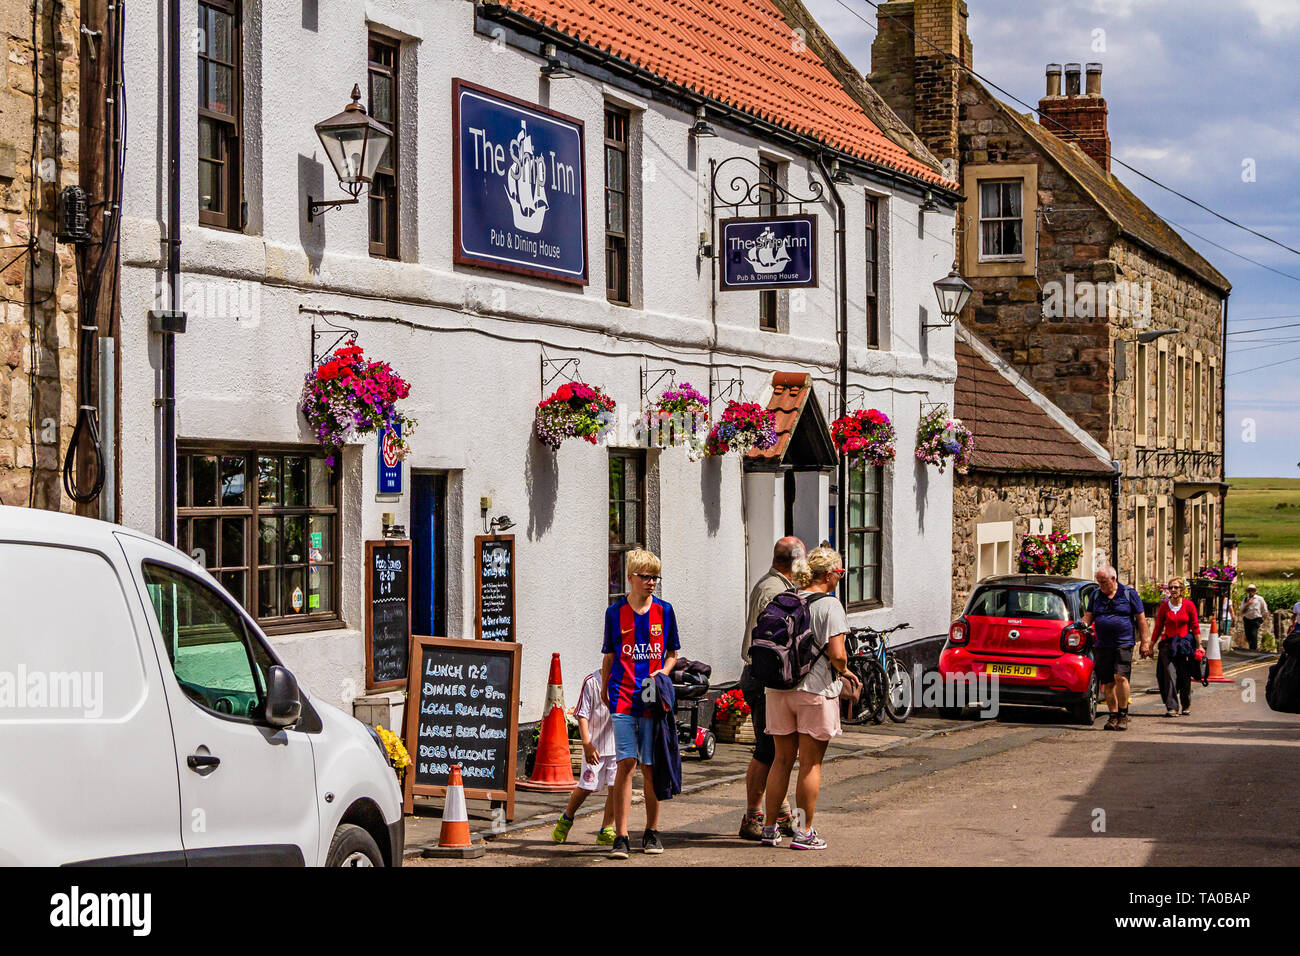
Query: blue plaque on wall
453,79,588,285
719,214,819,291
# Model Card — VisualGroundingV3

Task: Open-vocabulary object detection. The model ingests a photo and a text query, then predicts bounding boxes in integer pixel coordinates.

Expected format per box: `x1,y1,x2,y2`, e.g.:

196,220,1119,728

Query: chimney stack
1038,61,1111,171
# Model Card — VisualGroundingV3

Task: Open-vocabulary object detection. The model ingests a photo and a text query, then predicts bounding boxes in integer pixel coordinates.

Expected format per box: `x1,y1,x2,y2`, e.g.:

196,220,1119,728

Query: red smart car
939,575,1100,724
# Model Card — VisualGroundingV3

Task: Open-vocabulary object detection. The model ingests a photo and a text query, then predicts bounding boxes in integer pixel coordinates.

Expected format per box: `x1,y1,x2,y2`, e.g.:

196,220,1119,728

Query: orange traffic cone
422,765,485,859
518,653,577,792
1205,619,1233,683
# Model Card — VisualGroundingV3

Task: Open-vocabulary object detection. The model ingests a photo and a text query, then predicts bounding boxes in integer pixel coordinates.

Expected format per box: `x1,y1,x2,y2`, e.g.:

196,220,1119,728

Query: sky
802,0,1300,478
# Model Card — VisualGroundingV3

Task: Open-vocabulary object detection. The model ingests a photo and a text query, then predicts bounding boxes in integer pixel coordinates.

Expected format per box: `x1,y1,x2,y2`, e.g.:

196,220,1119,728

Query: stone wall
952,471,1112,618
0,0,80,511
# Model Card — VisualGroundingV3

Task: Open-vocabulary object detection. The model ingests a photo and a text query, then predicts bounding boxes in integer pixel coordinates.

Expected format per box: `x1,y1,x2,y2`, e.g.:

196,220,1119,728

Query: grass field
1225,477,1300,585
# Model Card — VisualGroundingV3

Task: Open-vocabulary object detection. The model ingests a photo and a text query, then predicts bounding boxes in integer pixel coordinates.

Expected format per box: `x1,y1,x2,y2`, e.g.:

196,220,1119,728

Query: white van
0,506,404,866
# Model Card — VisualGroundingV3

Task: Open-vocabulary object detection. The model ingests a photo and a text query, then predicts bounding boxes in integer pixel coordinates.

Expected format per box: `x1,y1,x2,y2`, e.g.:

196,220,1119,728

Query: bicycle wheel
845,659,886,725
883,655,913,723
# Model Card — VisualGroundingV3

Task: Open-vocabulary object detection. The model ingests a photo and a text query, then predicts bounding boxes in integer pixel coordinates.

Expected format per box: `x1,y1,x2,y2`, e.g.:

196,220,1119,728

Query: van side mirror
265,665,302,728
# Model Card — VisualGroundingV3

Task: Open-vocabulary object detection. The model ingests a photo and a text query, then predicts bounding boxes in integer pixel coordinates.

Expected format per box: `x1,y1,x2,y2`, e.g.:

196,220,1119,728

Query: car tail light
1061,623,1090,653
949,618,970,646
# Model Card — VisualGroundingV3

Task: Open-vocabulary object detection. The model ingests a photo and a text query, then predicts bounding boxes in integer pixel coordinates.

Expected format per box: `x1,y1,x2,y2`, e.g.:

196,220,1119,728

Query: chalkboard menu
475,534,515,642
366,540,412,690
401,636,521,819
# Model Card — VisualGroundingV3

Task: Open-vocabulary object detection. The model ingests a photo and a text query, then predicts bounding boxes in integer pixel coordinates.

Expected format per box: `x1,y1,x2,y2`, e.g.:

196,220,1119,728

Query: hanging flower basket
705,400,778,458
640,381,710,460
915,405,972,475
712,688,755,744
534,382,616,449
831,408,896,468
299,341,415,470
1196,565,1237,583
1016,532,1083,576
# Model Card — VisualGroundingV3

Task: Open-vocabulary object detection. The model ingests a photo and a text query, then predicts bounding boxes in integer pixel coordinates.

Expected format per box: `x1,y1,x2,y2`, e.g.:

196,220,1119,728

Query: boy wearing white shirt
551,668,617,845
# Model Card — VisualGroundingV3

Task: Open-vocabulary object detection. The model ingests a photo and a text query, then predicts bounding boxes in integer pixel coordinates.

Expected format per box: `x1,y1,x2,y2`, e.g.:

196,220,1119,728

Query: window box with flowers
299,341,415,470
711,688,755,744
640,382,710,460
535,382,616,449
705,401,778,458
831,408,896,468
915,405,972,475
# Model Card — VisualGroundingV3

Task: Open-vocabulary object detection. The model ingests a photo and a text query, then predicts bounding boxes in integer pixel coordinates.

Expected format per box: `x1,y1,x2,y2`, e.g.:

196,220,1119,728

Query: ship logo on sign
745,226,793,275
382,430,402,469
505,122,549,234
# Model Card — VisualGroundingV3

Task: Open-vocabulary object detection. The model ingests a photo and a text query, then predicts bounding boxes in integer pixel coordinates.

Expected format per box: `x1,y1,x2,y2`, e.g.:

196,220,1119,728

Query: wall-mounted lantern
691,106,717,139
541,42,574,80
308,85,393,223
922,264,973,341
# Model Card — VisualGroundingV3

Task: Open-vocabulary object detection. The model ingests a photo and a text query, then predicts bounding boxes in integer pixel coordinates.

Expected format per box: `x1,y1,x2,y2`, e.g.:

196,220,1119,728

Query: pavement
404,647,1284,864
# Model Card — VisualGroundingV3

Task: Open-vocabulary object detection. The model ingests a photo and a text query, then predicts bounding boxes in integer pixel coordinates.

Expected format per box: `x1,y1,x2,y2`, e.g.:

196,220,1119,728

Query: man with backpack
751,546,860,851
737,537,805,841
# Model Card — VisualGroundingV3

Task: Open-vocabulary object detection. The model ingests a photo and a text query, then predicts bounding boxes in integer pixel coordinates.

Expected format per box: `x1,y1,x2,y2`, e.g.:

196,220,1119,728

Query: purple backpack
749,591,833,690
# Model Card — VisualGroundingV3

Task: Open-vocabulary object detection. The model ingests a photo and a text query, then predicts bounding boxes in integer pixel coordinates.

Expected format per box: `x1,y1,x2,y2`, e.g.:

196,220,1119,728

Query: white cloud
1244,0,1300,31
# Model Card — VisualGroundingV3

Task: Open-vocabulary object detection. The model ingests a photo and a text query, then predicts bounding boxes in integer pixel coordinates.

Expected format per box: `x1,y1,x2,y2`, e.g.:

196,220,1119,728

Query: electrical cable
1226,321,1300,336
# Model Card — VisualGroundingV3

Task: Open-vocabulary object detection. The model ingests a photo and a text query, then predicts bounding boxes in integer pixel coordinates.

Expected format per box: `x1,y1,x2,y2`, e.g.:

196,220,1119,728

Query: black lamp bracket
307,195,359,223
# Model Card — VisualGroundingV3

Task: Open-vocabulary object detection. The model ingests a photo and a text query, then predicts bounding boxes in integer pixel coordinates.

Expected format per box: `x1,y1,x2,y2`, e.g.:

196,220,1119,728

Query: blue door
410,473,447,636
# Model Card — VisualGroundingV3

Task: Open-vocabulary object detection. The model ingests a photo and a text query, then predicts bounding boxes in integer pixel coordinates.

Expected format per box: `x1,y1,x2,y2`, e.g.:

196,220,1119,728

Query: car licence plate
987,663,1038,677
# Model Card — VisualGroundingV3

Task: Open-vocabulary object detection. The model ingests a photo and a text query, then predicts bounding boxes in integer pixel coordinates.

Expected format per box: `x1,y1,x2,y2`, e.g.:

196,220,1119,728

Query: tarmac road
409,659,1300,866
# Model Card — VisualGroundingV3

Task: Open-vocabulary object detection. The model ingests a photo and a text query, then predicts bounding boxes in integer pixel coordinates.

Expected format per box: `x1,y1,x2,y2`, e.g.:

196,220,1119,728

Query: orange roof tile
497,0,951,186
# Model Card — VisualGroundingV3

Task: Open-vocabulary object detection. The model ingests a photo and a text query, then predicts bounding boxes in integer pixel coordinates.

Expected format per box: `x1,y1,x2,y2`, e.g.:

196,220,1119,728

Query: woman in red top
1146,577,1201,717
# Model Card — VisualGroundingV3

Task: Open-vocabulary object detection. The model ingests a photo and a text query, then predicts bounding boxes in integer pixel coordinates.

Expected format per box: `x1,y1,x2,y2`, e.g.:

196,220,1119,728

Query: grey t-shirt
742,568,795,665
795,590,849,698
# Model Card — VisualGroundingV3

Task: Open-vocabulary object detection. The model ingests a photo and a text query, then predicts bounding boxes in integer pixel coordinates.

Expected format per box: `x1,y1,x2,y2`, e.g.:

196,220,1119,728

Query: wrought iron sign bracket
710,369,743,408
540,353,580,392
709,156,827,218
640,366,676,406
919,400,947,421
311,314,360,367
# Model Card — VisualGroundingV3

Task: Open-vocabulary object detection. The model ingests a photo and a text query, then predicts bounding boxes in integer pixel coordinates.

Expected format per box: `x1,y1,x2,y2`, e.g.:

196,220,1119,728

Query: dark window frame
604,106,630,306
608,449,646,605
758,157,780,331
177,442,343,635
845,461,884,611
367,33,400,260
865,194,879,347
197,0,243,231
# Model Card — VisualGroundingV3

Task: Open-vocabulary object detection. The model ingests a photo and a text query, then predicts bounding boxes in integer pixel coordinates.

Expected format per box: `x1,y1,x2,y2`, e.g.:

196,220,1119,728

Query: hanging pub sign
377,422,403,497
719,214,819,291
453,79,588,285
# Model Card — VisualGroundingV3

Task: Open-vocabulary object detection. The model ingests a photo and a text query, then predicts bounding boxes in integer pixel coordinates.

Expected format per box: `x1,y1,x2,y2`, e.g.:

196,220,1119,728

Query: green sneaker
596,827,616,846
552,814,574,843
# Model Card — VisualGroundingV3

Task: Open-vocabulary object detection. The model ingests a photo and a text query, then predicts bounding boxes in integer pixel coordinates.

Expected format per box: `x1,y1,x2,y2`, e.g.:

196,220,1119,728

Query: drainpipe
1218,291,1228,558
150,0,185,544
814,154,848,597
1111,460,1122,576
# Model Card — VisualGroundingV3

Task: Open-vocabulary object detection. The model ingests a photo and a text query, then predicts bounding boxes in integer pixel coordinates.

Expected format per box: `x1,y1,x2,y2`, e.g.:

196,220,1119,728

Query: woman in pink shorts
761,546,858,851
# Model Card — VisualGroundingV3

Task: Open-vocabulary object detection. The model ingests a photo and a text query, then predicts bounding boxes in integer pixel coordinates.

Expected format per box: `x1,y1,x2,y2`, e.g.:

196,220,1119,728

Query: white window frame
1070,516,1097,580
976,520,1014,580
1135,340,1149,447
1157,340,1170,447
1134,498,1149,585
1175,348,1187,450
1155,497,1169,583
1192,351,1204,451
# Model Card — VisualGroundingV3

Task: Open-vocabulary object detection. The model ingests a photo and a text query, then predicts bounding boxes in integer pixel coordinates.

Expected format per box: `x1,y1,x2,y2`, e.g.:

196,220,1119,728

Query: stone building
0,0,81,511
870,0,1230,597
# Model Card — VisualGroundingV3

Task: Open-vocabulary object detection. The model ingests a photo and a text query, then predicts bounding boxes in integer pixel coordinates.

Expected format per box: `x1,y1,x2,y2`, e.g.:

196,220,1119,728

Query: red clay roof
748,371,811,463
955,341,1114,476
497,0,951,186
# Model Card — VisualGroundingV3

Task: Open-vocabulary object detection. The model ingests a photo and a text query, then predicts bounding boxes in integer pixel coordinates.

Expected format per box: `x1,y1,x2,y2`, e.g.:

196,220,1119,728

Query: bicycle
844,622,912,724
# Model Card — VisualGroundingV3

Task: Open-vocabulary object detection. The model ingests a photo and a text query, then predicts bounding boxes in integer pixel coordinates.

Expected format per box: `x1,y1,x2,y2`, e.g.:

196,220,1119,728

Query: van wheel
327,824,384,867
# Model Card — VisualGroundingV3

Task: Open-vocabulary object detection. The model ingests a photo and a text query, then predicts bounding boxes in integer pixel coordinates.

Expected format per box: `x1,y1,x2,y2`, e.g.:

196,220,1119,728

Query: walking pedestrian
551,668,617,846
1145,577,1201,717
1083,565,1149,731
602,549,680,859
760,546,860,850
1241,585,1269,652
737,536,805,841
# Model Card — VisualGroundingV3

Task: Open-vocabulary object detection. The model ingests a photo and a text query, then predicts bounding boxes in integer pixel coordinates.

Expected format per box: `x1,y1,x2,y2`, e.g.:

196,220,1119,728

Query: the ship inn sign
719,214,818,291
717,214,816,291
453,79,588,285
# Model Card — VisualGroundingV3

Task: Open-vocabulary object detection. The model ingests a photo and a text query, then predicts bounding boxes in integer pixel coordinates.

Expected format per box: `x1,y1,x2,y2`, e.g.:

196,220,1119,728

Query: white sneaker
791,828,828,850
760,825,782,847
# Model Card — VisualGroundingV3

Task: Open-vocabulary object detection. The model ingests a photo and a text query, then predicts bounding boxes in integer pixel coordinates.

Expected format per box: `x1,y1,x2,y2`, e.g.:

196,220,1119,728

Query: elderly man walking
737,536,805,840
1083,565,1149,731
1241,585,1269,652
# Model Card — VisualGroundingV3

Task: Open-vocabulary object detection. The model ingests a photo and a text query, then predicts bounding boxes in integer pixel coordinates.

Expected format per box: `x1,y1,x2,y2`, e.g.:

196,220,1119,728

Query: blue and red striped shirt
602,597,681,716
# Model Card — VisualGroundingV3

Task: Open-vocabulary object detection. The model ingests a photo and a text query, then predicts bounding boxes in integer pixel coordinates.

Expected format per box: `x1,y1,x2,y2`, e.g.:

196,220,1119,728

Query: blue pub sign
719,214,819,291
453,79,588,285
377,422,403,496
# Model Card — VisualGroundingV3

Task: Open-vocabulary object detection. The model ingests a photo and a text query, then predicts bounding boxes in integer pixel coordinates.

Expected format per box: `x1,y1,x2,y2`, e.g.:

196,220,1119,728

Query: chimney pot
1085,62,1102,96
1045,63,1062,97
1064,62,1082,96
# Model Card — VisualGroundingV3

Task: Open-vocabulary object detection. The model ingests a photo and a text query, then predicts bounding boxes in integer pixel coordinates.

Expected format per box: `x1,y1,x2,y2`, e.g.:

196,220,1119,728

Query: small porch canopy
743,372,838,473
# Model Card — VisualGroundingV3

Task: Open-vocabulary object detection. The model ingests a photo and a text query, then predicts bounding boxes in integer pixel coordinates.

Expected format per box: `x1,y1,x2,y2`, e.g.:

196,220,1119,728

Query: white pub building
115,0,963,722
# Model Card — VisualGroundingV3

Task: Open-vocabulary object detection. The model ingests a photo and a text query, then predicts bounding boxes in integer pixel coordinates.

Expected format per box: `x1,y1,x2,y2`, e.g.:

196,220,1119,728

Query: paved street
410,659,1300,866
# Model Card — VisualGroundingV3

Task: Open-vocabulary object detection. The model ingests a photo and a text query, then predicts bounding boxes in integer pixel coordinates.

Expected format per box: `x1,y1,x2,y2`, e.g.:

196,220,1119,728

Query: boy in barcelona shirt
601,549,680,860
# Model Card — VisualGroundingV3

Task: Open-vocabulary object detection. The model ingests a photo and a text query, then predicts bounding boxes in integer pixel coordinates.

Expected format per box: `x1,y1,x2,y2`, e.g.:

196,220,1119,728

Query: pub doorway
411,471,448,637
